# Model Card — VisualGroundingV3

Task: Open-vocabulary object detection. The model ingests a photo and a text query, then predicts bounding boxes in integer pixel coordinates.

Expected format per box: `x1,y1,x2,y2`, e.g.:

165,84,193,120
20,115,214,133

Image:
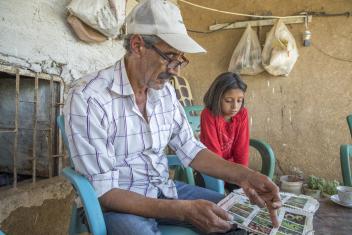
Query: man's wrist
230,164,256,187
173,200,190,221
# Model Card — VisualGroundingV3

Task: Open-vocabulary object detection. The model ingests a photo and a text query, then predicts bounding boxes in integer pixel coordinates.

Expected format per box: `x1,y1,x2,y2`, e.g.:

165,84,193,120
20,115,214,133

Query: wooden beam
209,16,312,31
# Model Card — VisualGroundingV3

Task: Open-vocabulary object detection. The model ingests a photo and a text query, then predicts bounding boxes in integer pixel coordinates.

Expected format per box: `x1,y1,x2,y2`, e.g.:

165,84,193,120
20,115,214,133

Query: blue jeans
104,181,228,235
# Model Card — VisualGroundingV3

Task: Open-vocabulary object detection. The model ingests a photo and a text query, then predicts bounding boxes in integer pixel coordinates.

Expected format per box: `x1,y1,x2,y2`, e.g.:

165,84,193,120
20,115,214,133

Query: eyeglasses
150,44,189,69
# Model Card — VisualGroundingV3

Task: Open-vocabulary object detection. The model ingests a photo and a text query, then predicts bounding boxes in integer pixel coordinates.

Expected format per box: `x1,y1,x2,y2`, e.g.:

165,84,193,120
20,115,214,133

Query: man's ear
130,34,145,56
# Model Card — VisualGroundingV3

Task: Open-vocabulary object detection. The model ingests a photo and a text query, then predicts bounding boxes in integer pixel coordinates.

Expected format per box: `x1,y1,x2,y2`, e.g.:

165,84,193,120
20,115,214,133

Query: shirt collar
110,58,134,96
110,58,162,101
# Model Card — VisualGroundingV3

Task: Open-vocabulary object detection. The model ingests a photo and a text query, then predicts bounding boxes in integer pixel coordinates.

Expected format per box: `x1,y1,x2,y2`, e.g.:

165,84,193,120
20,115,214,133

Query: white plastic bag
228,25,264,75
67,0,126,38
262,19,299,76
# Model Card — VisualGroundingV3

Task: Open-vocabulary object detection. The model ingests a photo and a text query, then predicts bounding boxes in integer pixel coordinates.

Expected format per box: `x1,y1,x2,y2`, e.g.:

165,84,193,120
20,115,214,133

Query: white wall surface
0,0,132,83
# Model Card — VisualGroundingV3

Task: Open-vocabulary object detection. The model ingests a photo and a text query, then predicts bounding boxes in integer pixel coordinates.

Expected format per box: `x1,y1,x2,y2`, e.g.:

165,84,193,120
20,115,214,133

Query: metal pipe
48,76,54,178
57,80,65,175
13,70,20,188
32,74,38,183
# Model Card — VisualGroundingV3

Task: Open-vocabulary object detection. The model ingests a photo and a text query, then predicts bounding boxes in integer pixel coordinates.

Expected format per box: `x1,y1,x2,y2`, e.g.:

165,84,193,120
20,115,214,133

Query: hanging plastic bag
228,25,264,75
67,0,126,39
262,19,299,76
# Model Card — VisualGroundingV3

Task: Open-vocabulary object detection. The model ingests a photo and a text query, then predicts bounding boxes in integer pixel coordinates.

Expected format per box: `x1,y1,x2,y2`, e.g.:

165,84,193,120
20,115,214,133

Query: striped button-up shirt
63,59,205,198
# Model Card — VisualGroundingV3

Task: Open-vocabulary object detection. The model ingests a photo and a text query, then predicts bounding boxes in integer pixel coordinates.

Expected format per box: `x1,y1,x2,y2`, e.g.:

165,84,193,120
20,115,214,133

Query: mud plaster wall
0,177,74,235
179,0,352,180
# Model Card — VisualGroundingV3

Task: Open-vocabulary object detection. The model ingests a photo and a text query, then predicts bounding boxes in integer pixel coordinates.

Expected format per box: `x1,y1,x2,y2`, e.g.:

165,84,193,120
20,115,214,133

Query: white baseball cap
125,0,206,53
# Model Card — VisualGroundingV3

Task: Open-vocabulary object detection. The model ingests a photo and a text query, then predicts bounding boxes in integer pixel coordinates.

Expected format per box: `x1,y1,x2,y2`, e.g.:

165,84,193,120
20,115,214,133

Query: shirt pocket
152,124,172,153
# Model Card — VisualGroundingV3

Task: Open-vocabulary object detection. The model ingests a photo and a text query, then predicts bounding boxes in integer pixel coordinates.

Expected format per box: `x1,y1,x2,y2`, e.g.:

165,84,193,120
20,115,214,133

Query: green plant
322,180,340,195
289,167,304,181
307,175,325,191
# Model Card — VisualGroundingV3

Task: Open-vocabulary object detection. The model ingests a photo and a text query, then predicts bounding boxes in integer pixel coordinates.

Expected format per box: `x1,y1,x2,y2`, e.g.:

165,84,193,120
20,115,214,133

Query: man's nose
167,65,180,76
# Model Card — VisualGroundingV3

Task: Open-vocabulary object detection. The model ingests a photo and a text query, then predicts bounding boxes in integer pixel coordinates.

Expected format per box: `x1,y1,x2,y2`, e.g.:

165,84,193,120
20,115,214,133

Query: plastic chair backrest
340,144,352,187
182,105,276,192
183,105,203,136
57,115,198,235
183,106,225,194
57,115,74,167
340,115,352,186
347,114,352,139
57,115,106,235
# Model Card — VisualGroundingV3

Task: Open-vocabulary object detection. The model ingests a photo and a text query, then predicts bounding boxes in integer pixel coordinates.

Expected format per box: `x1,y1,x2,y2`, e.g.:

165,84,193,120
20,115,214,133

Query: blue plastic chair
57,115,201,235
183,105,276,194
0,229,5,235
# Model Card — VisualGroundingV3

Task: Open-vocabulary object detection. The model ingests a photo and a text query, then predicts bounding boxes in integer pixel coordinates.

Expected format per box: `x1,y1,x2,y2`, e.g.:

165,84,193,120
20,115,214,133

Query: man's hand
190,149,282,227
182,199,233,233
241,171,282,227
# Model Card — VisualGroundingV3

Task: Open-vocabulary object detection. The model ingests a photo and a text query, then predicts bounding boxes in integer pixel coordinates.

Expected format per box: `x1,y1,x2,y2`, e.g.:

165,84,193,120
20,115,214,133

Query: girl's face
220,88,245,120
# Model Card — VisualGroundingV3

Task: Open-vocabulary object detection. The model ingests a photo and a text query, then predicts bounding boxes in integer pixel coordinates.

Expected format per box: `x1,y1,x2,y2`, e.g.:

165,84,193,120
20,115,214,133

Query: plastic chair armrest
63,167,107,235
167,155,195,185
250,139,275,179
201,173,225,195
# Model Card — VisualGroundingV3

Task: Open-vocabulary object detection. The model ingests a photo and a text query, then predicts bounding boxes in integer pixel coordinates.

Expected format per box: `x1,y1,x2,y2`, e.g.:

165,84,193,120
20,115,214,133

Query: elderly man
63,0,281,234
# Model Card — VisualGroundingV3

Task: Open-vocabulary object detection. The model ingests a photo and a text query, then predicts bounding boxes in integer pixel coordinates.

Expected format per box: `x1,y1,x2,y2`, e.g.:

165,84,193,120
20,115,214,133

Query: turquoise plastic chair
340,144,352,187
347,114,352,139
183,105,276,193
340,115,352,187
0,229,5,235
57,115,200,235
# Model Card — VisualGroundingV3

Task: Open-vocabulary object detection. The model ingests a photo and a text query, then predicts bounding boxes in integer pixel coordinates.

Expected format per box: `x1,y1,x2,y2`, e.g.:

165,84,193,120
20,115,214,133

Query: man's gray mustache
158,72,173,80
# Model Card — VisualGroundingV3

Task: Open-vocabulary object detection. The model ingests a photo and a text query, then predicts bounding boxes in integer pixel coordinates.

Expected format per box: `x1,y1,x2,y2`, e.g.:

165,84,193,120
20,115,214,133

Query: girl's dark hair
203,72,247,116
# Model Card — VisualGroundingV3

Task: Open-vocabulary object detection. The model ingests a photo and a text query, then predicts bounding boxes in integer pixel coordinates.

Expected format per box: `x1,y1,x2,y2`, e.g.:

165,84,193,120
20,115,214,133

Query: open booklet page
218,191,319,235
231,188,320,214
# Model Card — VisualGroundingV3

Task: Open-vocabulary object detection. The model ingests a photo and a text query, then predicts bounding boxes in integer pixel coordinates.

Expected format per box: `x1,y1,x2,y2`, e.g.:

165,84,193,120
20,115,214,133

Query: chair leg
68,203,89,235
68,204,79,235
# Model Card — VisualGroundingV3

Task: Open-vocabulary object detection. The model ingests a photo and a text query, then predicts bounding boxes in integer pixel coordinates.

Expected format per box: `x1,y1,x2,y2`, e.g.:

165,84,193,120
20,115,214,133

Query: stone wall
0,0,127,83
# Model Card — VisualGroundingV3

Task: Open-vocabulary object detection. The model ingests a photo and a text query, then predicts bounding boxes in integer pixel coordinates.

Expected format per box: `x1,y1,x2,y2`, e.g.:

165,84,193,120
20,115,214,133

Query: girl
200,72,249,192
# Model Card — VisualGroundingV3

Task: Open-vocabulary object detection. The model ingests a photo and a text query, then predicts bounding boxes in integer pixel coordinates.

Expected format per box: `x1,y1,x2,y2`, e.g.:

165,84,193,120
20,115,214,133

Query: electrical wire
179,0,351,34
178,0,306,19
312,43,352,63
301,11,351,17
